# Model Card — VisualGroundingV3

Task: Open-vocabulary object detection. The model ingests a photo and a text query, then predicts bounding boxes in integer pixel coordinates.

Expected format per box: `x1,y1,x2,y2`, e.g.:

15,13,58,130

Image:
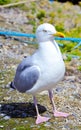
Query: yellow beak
53,32,65,38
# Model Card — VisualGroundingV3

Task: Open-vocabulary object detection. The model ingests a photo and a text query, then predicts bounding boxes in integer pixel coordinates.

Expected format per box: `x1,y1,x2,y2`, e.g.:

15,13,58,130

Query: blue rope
66,54,81,59
0,29,80,59
14,37,64,47
0,29,81,42
73,41,81,49
55,37,81,42
0,30,36,38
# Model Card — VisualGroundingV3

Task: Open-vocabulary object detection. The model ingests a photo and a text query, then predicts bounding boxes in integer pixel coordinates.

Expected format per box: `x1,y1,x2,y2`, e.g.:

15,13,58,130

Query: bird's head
36,23,65,42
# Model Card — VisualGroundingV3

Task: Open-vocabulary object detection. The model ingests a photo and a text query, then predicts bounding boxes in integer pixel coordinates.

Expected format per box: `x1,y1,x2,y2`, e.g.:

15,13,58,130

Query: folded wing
13,57,40,93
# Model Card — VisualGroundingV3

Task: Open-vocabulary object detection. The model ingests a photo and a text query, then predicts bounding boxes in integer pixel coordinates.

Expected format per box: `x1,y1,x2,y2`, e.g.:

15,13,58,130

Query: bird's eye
43,30,47,32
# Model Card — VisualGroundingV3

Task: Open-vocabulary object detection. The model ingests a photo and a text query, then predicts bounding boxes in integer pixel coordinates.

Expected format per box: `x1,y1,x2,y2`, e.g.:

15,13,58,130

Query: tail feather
10,82,16,90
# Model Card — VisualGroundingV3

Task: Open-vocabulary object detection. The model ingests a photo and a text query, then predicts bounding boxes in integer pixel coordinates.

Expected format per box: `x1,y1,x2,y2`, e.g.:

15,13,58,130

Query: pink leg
48,90,70,117
33,96,50,124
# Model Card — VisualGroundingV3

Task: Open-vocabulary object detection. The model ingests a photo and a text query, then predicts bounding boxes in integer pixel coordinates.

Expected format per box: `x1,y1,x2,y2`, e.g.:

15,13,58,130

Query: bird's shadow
0,102,46,118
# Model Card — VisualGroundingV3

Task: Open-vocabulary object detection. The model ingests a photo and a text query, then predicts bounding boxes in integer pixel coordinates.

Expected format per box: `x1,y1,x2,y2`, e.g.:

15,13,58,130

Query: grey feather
13,57,40,93
17,56,33,71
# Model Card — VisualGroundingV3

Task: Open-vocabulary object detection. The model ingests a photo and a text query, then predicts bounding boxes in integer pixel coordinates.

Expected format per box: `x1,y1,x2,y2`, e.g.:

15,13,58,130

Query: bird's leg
48,90,70,117
33,96,50,124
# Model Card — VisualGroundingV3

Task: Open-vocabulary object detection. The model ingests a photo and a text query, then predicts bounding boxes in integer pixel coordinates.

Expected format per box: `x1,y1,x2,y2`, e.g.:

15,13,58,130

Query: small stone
64,124,70,129
44,122,51,127
73,93,81,99
30,124,36,128
0,43,3,47
3,96,11,101
0,125,4,128
55,87,63,92
3,116,11,120
62,128,66,130
0,104,2,107
5,82,11,88
12,128,16,130
24,120,28,123
0,113,6,117
65,76,76,82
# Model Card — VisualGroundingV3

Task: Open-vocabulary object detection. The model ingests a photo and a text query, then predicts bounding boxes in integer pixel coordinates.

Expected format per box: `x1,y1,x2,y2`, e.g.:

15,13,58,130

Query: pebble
12,128,16,130
0,113,6,117
3,96,11,101
24,120,28,123
73,93,81,99
70,84,76,89
44,122,51,127
0,125,4,128
62,128,66,130
65,76,76,82
30,124,36,128
0,104,2,108
5,82,11,88
0,43,3,47
3,116,11,120
55,87,63,92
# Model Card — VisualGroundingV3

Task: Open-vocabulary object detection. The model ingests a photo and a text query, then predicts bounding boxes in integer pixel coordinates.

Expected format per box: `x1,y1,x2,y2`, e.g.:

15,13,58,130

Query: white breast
27,41,65,94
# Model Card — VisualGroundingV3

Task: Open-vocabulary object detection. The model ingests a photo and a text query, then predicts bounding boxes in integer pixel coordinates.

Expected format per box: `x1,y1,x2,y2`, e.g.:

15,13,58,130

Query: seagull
11,23,70,124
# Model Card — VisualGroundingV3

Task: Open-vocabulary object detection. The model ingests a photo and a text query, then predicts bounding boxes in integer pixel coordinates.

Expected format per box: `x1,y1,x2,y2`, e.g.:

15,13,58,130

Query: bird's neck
39,40,60,53
39,40,53,48
37,40,62,60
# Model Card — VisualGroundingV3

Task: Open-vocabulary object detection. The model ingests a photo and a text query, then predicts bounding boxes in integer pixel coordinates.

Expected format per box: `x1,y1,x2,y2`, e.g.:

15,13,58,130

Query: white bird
11,23,70,124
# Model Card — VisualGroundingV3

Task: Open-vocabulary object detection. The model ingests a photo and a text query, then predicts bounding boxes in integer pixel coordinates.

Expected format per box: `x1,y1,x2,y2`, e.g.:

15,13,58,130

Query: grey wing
13,57,40,93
